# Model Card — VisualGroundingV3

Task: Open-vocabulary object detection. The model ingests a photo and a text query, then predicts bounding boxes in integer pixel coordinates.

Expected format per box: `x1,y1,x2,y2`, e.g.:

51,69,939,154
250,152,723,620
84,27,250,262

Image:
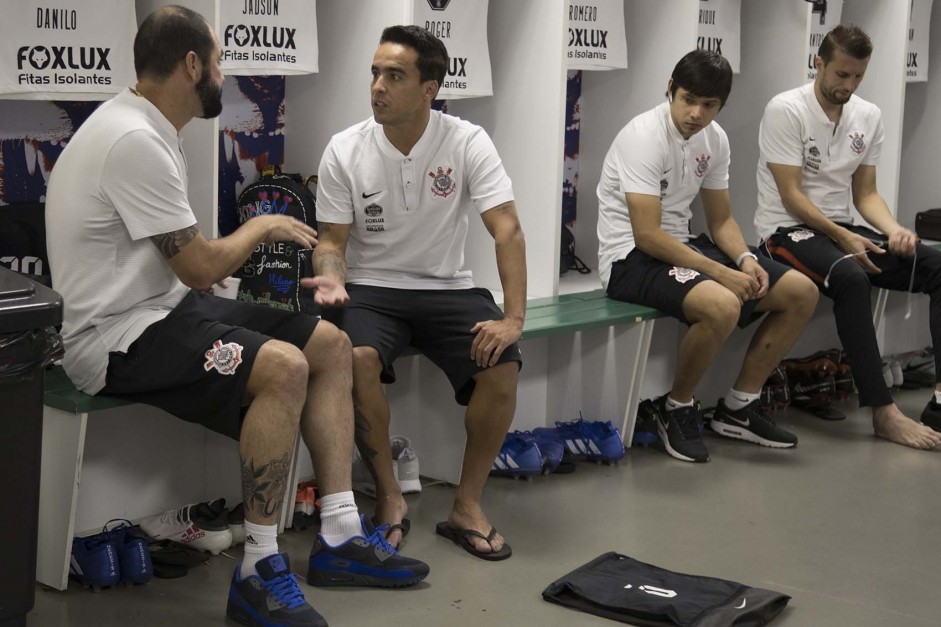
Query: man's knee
307,320,352,373
351,345,383,391
250,340,309,406
828,266,872,301
687,287,740,334
473,361,519,404
775,270,819,315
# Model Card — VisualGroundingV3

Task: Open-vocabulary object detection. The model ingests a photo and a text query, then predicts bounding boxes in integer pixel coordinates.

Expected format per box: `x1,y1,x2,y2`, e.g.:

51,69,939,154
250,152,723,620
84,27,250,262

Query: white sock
665,395,694,411
933,390,941,404
241,521,278,578
725,389,760,412
319,491,362,546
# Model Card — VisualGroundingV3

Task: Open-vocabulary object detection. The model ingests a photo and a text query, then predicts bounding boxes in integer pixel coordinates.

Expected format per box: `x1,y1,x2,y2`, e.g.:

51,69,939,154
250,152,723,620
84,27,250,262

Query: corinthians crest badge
429,166,457,198
204,340,243,375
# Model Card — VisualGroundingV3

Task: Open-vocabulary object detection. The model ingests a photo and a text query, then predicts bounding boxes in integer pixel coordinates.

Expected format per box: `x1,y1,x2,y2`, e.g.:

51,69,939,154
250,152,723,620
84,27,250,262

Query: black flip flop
371,517,411,541
435,521,512,561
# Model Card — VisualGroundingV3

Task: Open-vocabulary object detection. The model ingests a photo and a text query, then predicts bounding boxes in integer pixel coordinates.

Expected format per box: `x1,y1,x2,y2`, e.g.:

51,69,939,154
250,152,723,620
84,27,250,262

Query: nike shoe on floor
710,399,798,448
490,431,544,477
654,396,709,463
307,515,430,587
139,498,232,555
921,397,941,433
553,417,626,463
70,533,120,590
227,553,327,627
390,435,422,494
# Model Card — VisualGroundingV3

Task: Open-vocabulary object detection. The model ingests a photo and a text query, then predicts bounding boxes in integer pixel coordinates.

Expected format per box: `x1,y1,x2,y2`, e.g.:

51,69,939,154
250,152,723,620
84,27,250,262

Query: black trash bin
0,267,63,627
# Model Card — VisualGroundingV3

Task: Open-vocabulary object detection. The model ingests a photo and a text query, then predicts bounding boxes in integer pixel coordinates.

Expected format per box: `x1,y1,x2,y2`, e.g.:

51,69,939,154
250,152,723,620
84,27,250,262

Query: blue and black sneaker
490,431,544,477
553,415,626,463
102,520,153,585
69,533,120,591
307,515,429,588
227,553,327,627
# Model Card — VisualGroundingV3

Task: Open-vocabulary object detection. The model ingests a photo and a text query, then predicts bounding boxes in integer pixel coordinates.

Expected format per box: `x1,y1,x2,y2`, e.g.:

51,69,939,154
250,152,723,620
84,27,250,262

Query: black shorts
101,290,319,439
321,284,522,406
606,234,790,328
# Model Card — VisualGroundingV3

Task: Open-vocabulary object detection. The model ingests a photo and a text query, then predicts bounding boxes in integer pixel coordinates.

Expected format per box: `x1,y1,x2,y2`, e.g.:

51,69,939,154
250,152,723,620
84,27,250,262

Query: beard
196,69,223,119
820,84,851,106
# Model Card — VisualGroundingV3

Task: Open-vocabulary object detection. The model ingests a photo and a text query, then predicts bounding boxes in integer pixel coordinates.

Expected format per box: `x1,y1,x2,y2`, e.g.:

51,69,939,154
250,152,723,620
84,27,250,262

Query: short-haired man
598,50,819,463
46,7,427,626
755,24,941,450
307,25,526,560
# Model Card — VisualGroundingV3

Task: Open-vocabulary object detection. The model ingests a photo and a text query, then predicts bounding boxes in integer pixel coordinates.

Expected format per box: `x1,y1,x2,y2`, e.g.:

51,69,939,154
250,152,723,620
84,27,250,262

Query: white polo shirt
316,110,514,290
46,89,194,394
596,102,730,289
755,83,884,240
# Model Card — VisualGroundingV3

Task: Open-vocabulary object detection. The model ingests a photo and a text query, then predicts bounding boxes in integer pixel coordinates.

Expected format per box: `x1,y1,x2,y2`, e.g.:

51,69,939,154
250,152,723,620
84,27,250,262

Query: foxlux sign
0,1,136,100
221,0,319,76
412,0,493,98
567,0,627,71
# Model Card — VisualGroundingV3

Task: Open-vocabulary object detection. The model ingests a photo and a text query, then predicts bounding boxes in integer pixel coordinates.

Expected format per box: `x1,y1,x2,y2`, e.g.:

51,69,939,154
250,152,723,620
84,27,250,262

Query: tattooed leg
241,453,292,520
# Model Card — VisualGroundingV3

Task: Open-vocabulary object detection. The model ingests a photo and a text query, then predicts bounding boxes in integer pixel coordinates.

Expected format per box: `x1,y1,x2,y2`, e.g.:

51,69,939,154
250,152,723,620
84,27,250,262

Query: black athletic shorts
606,234,790,328
101,290,319,439
321,284,522,406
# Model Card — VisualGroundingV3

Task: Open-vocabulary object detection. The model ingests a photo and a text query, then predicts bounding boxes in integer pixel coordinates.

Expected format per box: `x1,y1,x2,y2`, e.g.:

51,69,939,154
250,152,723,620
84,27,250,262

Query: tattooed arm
303,221,352,307
151,214,318,291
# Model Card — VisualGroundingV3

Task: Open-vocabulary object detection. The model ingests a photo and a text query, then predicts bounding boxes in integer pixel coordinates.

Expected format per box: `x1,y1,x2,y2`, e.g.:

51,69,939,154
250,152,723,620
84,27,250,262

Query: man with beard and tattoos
755,24,941,451
45,6,427,627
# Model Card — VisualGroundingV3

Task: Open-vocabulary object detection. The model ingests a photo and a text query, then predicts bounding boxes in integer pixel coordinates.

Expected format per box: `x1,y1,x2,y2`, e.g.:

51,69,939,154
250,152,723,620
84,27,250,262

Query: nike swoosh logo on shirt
362,191,382,199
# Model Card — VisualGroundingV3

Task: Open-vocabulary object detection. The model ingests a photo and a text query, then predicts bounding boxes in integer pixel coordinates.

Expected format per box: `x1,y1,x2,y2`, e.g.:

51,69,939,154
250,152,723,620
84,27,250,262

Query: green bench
38,289,662,591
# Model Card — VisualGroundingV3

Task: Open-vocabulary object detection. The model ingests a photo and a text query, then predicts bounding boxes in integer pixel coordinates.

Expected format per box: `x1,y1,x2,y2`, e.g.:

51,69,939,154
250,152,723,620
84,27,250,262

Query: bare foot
872,404,941,450
447,500,505,555
373,493,408,549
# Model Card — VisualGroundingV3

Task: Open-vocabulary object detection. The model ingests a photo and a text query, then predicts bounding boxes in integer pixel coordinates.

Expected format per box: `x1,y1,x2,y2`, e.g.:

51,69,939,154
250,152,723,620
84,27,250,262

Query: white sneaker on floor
139,498,233,555
391,435,421,494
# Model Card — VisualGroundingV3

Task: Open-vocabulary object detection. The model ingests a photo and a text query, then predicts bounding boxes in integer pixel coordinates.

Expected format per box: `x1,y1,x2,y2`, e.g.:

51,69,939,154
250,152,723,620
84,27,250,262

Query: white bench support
621,319,656,447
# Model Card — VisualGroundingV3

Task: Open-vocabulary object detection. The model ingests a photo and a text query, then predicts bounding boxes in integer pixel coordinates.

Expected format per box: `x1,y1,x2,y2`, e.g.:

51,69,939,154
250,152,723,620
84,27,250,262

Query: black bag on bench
915,208,941,241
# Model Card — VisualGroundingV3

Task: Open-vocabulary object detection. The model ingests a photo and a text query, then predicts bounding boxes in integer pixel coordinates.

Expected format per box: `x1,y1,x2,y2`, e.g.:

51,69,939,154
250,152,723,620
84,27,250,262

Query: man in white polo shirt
307,25,525,560
755,24,941,449
598,50,818,463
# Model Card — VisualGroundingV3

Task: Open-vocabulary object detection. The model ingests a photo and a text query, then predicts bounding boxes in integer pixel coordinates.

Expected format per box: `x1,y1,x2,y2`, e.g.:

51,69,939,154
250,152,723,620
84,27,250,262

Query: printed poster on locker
0,0,136,100
567,0,628,71
412,0,492,98
221,0,318,75
806,0,843,81
906,0,932,83
697,0,741,74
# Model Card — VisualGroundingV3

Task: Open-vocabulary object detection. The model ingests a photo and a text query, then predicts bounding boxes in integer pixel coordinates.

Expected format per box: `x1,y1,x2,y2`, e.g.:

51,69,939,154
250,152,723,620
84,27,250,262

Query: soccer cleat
70,534,120,590
654,396,709,463
227,553,328,627
490,431,544,477
633,400,662,447
307,515,430,587
552,416,626,463
530,428,567,473
101,520,153,585
390,435,422,494
920,397,941,433
139,498,233,555
710,399,798,448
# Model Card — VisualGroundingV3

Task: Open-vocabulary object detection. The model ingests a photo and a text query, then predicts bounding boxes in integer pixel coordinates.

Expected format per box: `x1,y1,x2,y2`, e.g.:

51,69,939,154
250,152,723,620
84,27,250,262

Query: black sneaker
920,398,941,433
711,398,798,448
655,396,709,463
226,553,327,627
307,515,429,587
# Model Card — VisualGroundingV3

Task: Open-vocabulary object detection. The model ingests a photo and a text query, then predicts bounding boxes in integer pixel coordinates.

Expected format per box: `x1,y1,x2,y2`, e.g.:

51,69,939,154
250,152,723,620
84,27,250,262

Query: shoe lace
670,406,702,440
265,572,307,609
365,526,398,559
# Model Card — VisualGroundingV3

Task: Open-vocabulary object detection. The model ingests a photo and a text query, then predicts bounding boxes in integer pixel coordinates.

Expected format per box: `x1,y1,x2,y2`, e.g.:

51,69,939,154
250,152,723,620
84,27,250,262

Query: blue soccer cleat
553,415,626,463
490,431,544,477
70,534,120,591
102,519,153,585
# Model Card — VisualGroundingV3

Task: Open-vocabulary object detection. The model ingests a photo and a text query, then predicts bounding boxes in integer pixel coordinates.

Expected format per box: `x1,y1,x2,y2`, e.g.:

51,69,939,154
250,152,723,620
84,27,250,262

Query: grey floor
26,388,941,627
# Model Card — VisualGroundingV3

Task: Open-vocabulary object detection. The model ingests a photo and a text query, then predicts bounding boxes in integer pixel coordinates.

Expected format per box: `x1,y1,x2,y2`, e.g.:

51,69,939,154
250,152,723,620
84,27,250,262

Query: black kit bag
543,552,790,626
234,168,319,316
914,208,941,241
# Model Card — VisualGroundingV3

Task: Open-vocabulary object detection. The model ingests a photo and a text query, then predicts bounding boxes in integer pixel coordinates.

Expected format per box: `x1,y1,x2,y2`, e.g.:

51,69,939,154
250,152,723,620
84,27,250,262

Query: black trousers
761,224,941,407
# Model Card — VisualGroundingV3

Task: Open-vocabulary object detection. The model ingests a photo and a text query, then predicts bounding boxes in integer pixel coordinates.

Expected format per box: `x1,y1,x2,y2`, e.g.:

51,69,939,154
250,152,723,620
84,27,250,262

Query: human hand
717,266,760,303
835,230,884,273
261,215,318,248
885,227,917,256
300,276,349,307
469,318,523,367
739,257,769,300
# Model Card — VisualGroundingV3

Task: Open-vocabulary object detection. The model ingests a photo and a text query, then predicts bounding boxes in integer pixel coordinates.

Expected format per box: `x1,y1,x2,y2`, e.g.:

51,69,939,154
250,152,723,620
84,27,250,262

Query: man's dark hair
134,5,215,80
818,23,873,63
379,25,448,86
669,49,733,108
